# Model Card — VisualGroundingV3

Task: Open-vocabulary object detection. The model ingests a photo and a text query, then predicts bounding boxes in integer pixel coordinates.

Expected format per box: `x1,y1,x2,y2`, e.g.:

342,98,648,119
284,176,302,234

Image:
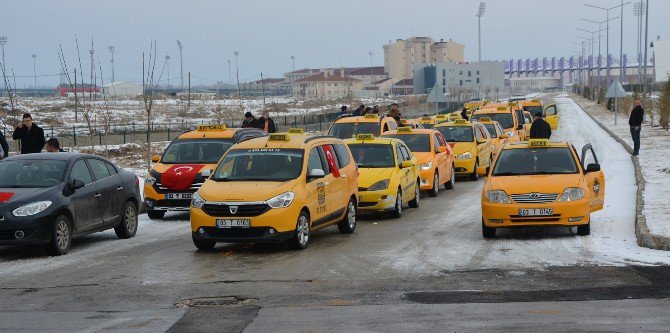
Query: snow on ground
570,94,670,238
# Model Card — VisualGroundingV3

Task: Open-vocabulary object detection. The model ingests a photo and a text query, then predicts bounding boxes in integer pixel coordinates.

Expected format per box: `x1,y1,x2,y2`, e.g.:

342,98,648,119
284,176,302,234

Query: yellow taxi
475,117,508,160
522,111,533,133
433,119,494,181
479,139,605,238
464,99,490,111
434,114,450,124
520,99,544,117
328,114,398,139
144,125,267,219
344,134,420,218
471,106,523,143
399,118,425,129
190,132,359,250
382,127,455,196
418,115,437,129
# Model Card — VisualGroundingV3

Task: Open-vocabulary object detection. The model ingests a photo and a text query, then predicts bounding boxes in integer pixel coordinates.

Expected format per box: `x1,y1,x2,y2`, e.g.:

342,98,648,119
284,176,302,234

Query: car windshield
161,139,234,164
384,134,431,152
0,160,67,188
523,105,543,115
212,149,304,181
435,126,474,142
472,113,514,129
348,144,396,168
329,123,381,139
421,123,434,129
492,148,579,176
483,124,498,138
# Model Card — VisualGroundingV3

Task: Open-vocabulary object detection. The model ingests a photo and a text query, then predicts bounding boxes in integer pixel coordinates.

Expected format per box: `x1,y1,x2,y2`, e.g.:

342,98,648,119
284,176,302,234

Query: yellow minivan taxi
328,114,398,139
479,139,605,238
190,132,358,250
344,134,420,218
144,125,267,219
382,127,455,196
433,119,494,181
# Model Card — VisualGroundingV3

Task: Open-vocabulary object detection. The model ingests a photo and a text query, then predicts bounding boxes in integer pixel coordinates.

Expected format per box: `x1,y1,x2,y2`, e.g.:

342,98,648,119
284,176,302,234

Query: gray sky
2,0,668,87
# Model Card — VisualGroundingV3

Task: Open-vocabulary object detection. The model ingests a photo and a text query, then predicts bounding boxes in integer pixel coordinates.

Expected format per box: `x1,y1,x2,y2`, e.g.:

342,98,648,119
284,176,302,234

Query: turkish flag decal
0,192,14,202
160,164,205,191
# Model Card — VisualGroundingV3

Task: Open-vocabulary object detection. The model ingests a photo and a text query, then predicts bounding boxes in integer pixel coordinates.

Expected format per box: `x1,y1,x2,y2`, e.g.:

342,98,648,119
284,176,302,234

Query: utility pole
187,72,191,112
0,36,7,94
634,2,644,85
260,72,266,106
176,40,184,91
642,0,649,94
31,54,37,96
227,59,232,85
476,2,486,62
291,55,295,71
165,55,170,88
108,46,115,82
234,51,241,104
585,2,630,86
369,51,374,97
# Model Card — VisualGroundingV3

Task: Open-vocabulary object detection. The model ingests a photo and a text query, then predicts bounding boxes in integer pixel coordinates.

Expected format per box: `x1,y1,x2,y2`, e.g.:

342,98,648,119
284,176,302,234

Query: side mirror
477,139,486,145
476,166,488,176
517,125,524,130
585,163,601,173
201,169,212,177
500,134,508,139
400,161,414,168
308,169,326,179
437,146,447,153
151,155,160,163
70,179,85,190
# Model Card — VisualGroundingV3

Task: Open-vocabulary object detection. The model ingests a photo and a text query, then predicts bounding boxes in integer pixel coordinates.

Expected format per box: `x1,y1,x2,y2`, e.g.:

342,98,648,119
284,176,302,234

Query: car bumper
144,186,192,212
419,168,437,190
192,228,293,243
481,200,590,228
357,190,397,212
0,214,56,246
454,158,476,174
190,203,303,237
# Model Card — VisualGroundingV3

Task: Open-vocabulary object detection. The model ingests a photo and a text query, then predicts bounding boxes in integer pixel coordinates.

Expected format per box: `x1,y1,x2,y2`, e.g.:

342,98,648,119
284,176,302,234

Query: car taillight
135,176,139,185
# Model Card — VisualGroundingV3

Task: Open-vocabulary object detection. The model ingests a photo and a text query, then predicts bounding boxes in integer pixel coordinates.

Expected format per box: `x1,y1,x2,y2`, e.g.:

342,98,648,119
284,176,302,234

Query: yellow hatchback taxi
144,125,267,219
434,119,494,181
190,132,358,250
399,118,425,129
471,106,522,143
328,114,398,139
382,127,455,196
344,134,420,218
480,139,605,238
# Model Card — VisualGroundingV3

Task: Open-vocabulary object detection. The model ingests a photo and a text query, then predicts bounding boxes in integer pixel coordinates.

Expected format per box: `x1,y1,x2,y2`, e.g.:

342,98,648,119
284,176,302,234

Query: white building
653,37,670,82
103,81,143,97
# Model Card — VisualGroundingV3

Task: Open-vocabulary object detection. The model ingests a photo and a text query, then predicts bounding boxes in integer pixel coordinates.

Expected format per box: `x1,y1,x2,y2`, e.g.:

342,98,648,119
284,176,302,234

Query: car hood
447,142,474,156
412,152,434,164
488,174,582,194
198,180,297,202
0,186,60,204
358,168,394,188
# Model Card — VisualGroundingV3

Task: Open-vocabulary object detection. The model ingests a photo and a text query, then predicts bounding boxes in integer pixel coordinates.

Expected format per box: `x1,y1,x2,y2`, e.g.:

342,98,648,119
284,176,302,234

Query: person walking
629,99,644,156
352,104,365,116
529,112,551,139
460,107,469,120
241,112,258,128
12,113,45,154
257,111,277,133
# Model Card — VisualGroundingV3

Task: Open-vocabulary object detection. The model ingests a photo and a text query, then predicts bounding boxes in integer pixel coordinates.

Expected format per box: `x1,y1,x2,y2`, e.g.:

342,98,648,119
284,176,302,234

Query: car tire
390,188,403,218
147,210,165,220
409,179,420,208
337,198,357,234
428,172,439,197
192,235,216,250
115,201,138,239
444,165,455,190
577,222,591,236
289,211,310,250
46,215,72,256
470,159,480,181
482,218,496,239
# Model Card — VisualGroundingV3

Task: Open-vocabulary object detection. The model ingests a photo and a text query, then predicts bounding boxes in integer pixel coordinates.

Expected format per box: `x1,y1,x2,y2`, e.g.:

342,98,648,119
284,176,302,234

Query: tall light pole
234,51,240,102
476,2,486,62
575,36,593,88
585,2,630,86
0,36,7,93
227,59,232,85
108,46,115,83
642,0,649,94
31,54,37,95
165,55,170,88
290,55,295,72
176,40,184,91
578,27,605,98
582,17,618,90
634,1,644,85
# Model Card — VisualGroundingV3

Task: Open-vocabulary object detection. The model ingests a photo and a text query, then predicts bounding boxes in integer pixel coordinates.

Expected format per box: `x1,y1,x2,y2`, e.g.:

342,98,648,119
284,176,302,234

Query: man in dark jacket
241,112,258,128
352,104,365,116
12,113,45,154
460,107,469,120
629,99,644,156
529,112,551,139
387,103,402,122
0,131,9,158
257,111,277,133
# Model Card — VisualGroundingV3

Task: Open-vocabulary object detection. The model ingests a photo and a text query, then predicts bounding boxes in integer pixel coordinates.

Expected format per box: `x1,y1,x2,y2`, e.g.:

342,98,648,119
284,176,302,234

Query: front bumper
454,158,476,174
419,168,437,190
0,213,56,245
144,185,193,212
481,199,590,228
357,190,397,212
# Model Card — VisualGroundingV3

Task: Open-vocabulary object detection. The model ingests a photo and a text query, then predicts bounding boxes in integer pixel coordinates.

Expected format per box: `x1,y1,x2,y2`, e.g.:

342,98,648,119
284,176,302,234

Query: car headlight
419,162,433,171
457,152,472,160
267,191,295,208
191,191,206,208
559,187,585,202
13,201,52,217
485,190,511,204
145,175,156,185
367,179,390,191
507,131,515,137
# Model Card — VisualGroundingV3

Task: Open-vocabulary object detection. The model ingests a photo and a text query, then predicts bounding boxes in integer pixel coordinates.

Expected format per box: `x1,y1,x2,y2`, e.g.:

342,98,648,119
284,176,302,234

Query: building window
442,78,446,85
442,69,446,77
459,71,463,75
468,71,471,77
477,71,480,75
443,87,446,93
476,78,480,84
459,80,463,86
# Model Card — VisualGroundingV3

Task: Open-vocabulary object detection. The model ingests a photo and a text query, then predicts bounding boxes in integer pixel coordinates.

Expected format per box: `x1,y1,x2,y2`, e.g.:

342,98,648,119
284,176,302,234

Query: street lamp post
176,40,184,91
369,51,374,96
0,36,7,93
290,56,295,72
31,54,37,96
577,27,605,99
581,16,618,92
234,51,241,103
634,2,644,85
165,55,170,88
642,0,649,94
108,46,115,83
476,2,486,62
227,59,232,85
584,2,630,86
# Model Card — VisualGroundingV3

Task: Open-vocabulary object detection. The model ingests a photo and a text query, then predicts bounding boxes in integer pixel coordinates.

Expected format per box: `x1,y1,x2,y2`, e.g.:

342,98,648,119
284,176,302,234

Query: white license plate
518,208,554,216
165,193,192,200
216,219,251,228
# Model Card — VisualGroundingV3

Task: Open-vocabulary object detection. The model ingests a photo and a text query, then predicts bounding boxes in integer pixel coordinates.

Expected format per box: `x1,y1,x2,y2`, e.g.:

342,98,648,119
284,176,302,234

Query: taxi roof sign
421,116,433,120
397,126,412,132
531,99,540,103
496,106,508,111
197,125,227,131
288,128,304,134
435,114,448,118
478,117,491,122
364,114,379,119
453,119,468,124
269,133,291,141
528,139,550,148
355,133,375,141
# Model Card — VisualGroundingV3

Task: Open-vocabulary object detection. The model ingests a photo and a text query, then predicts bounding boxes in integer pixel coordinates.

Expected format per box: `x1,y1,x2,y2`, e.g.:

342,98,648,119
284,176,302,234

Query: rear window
383,134,431,152
484,124,498,138
471,113,514,129
435,126,474,142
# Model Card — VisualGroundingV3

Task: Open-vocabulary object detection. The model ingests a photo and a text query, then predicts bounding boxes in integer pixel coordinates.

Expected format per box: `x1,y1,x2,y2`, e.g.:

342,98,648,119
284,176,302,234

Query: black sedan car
0,153,140,255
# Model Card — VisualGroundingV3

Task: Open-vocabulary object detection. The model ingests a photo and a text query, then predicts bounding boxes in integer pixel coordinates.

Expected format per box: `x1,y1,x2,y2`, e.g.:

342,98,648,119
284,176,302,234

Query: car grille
202,203,270,217
510,193,558,203
203,227,272,238
358,202,377,207
153,182,204,194
156,199,192,208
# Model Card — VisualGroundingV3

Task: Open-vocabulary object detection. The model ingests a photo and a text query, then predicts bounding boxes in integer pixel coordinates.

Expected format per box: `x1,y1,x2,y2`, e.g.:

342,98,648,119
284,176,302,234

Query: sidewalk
571,94,670,250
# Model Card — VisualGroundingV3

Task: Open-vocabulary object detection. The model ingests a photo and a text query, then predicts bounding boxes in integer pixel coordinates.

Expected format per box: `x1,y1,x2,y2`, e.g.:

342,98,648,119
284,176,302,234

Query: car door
544,104,559,130
306,146,330,228
68,158,102,233
581,144,605,212
321,144,347,221
433,133,448,183
474,124,492,167
399,144,416,202
87,158,121,226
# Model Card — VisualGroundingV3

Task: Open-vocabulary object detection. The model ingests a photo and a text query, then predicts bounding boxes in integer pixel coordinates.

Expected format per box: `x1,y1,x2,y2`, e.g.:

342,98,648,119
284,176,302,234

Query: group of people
241,111,277,133
0,113,63,159
339,103,403,122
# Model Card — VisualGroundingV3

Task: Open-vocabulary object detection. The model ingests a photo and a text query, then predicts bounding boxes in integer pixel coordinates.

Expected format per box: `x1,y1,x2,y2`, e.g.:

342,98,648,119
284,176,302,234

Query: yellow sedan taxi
344,134,420,218
144,125,267,219
382,127,455,197
328,114,398,139
471,106,522,143
521,99,559,130
434,119,494,181
190,132,359,250
479,139,605,238
476,117,508,160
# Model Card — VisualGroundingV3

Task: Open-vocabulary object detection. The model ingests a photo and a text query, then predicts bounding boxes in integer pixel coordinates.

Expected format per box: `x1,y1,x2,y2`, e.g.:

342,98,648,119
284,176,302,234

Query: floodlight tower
176,40,184,90
477,2,486,62
108,46,115,82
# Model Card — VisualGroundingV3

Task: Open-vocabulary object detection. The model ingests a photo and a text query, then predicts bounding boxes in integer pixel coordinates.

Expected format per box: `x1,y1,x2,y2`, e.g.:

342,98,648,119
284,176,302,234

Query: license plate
165,193,192,200
518,208,554,216
216,219,251,228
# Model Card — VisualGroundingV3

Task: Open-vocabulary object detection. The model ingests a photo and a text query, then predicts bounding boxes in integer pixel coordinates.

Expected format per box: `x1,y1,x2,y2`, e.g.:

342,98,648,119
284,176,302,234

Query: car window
400,145,412,161
432,134,440,151
388,120,398,130
475,125,484,141
105,161,118,175
307,147,325,177
88,158,112,181
395,145,403,165
333,144,351,168
323,145,340,169
435,132,447,146
70,159,94,185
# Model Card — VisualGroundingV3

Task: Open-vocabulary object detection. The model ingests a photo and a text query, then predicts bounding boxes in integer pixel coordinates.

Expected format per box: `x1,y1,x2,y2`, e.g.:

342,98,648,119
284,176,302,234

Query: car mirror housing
400,161,414,168
201,169,212,177
437,146,447,153
585,163,601,173
500,134,508,139
70,179,85,190
308,169,326,179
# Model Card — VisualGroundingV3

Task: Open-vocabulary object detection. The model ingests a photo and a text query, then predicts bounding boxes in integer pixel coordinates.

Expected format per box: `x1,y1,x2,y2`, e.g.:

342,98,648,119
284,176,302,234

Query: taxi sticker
288,128,304,134
269,134,291,141
364,114,379,119
397,127,412,132
316,182,327,214
453,119,467,124
528,139,549,147
197,125,227,131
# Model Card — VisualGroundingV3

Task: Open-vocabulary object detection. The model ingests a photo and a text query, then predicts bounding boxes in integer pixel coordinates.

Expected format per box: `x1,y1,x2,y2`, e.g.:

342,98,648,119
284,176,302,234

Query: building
507,77,561,94
383,37,465,80
242,78,285,90
653,37,669,82
102,81,143,97
55,83,99,97
413,62,506,100
392,79,414,95
284,68,322,83
292,69,362,99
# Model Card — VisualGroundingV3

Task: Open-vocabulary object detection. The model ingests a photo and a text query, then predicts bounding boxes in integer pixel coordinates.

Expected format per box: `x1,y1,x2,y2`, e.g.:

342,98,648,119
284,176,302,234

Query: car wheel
444,165,455,190
482,218,496,239
147,210,165,220
338,198,357,234
428,172,439,197
115,201,138,239
577,221,591,236
409,179,420,208
192,234,216,250
470,159,480,181
46,215,72,256
289,211,310,250
390,189,402,218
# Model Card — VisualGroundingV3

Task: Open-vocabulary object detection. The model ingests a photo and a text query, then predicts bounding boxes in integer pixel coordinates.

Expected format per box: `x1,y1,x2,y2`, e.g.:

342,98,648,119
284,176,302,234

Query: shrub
659,78,670,129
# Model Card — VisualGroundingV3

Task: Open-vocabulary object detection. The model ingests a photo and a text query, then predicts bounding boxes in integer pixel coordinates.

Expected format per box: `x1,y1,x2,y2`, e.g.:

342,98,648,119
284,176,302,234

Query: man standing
12,113,45,154
339,105,348,116
460,107,469,120
529,112,551,139
0,130,8,158
629,99,644,156
257,111,277,133
241,112,258,128
387,103,402,122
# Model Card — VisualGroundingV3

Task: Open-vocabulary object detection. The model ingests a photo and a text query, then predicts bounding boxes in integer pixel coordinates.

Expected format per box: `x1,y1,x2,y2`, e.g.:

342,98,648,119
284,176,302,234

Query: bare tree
142,41,167,172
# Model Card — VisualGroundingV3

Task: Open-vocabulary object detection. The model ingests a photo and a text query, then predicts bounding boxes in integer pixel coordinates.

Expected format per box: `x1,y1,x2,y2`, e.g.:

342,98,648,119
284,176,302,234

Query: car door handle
94,193,102,198
116,186,124,191
340,175,347,178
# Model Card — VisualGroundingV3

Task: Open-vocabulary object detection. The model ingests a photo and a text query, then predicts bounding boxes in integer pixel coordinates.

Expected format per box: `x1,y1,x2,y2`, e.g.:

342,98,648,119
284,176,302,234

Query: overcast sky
2,0,668,87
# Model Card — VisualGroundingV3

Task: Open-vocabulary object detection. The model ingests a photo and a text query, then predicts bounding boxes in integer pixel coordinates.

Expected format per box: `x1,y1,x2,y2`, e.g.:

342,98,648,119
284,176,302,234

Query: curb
570,94,670,251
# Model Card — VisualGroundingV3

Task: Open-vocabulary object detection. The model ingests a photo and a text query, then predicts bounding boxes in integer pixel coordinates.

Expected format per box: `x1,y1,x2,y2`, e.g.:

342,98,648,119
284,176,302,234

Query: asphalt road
1,94,669,332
